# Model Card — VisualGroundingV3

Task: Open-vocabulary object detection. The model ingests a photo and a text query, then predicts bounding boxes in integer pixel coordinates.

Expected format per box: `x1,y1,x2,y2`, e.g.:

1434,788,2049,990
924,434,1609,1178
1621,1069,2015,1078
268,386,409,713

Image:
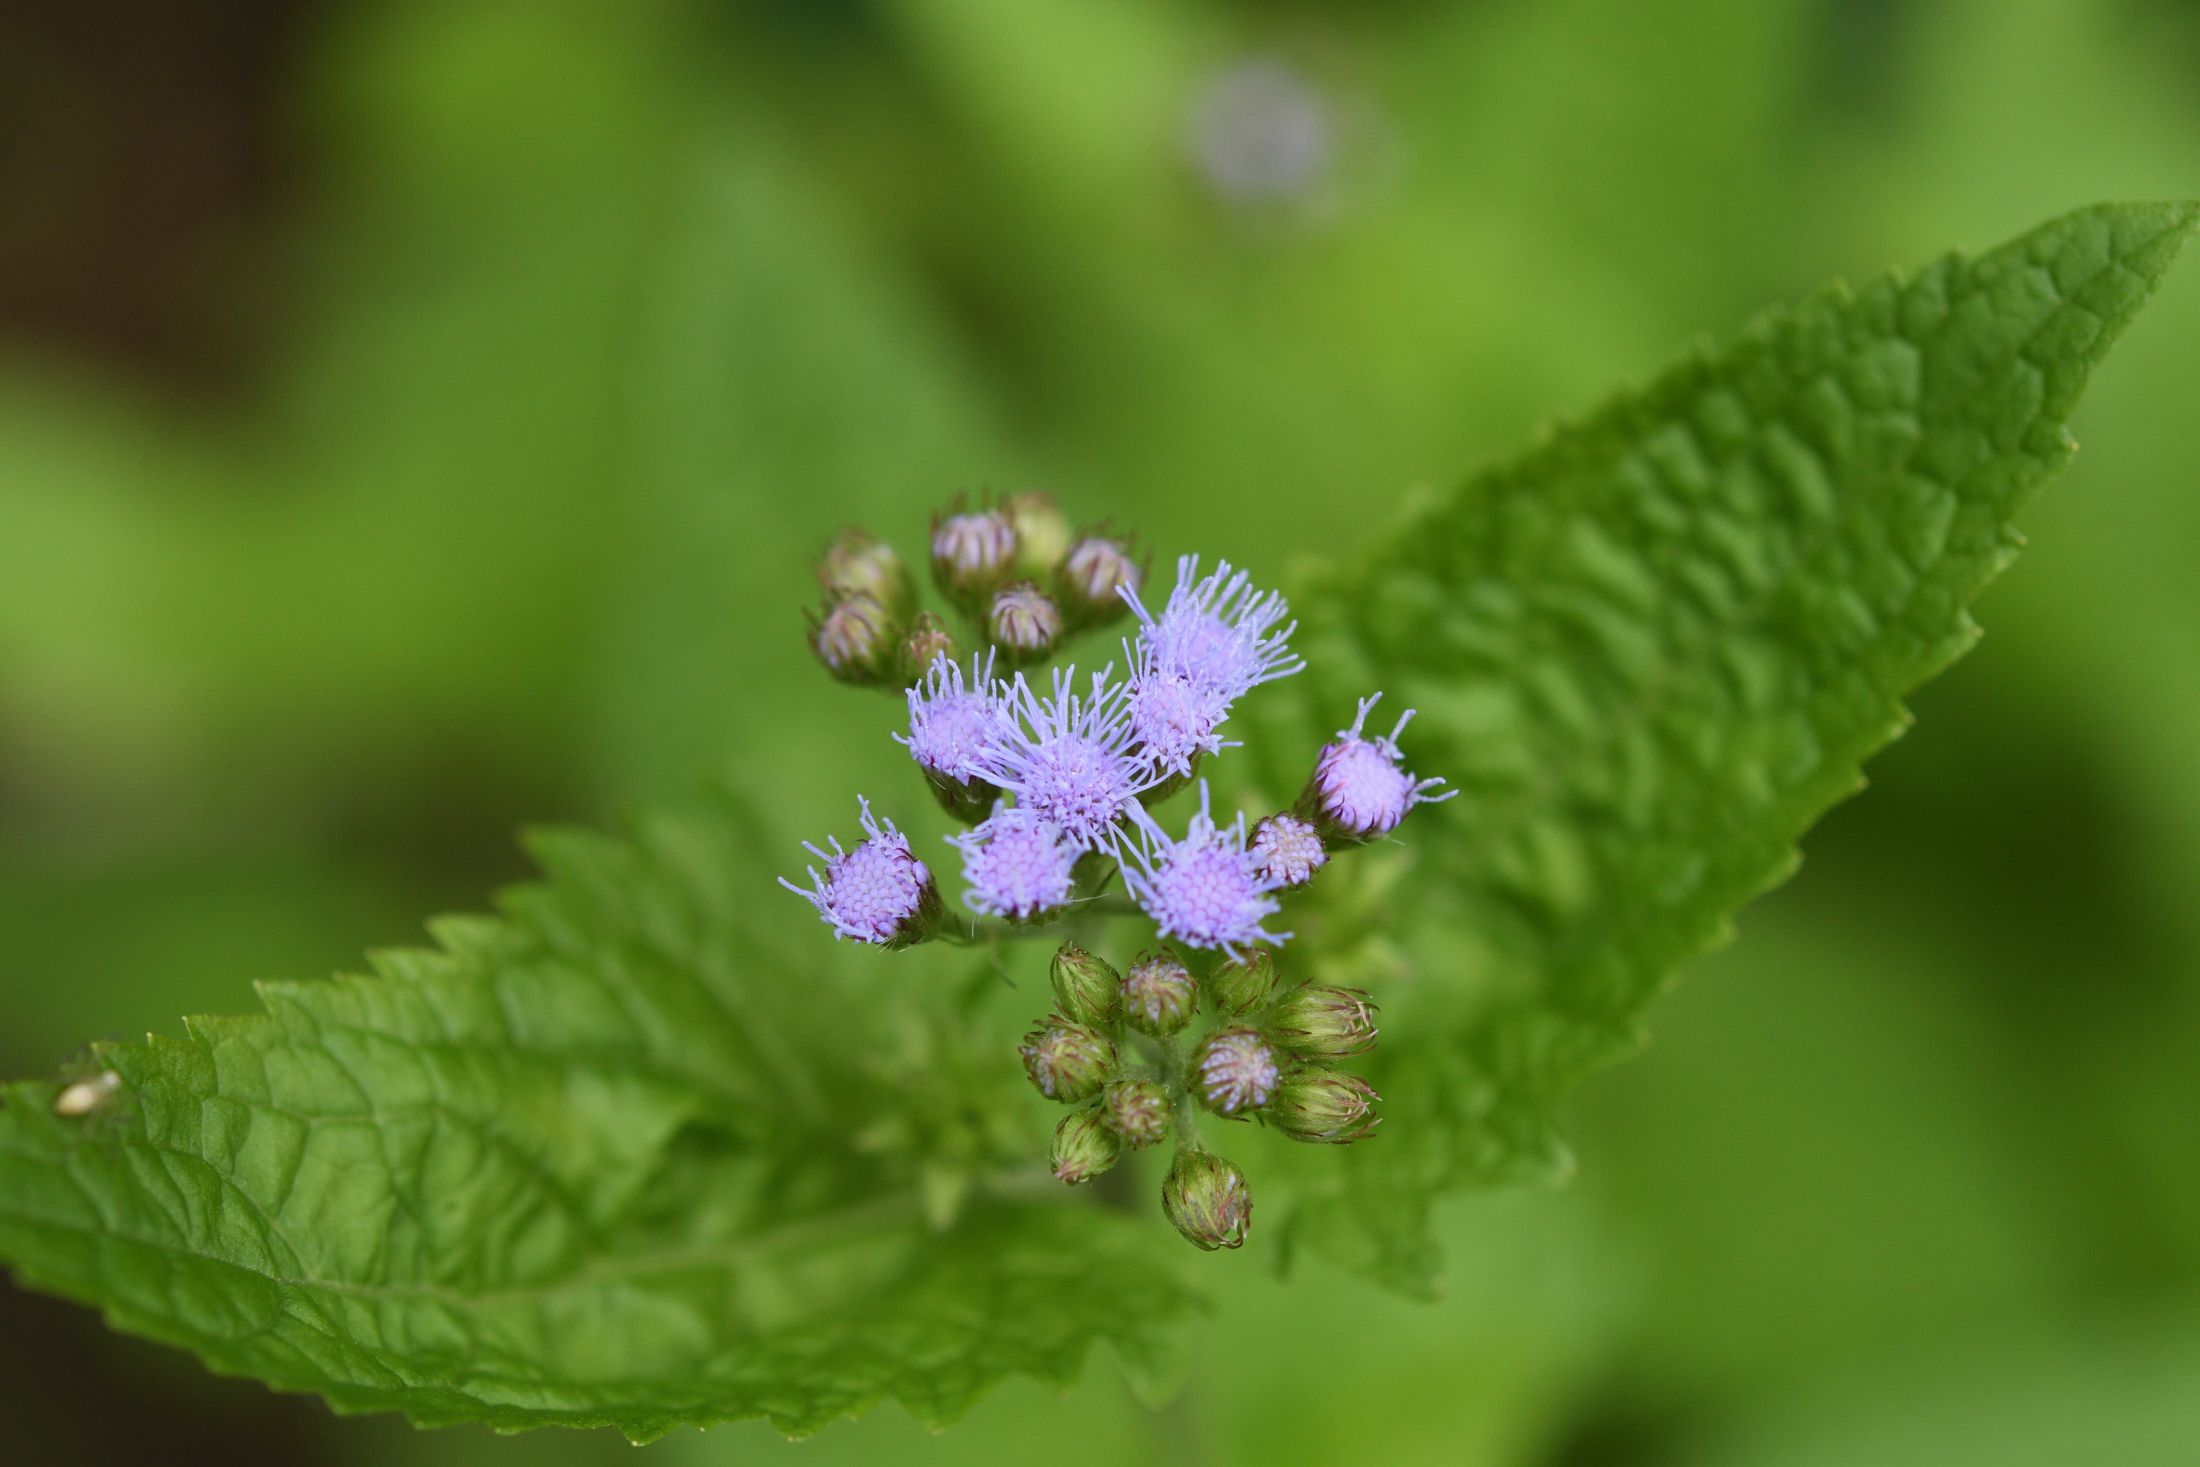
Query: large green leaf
1244,200,2197,1292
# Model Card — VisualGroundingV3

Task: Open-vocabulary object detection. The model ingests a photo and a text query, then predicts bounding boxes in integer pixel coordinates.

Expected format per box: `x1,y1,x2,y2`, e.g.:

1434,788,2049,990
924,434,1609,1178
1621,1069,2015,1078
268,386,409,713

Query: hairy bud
1267,983,1379,1058
1205,949,1277,1019
1050,1105,1121,1185
1004,491,1070,580
1018,1018,1117,1104
1101,1078,1172,1150
930,503,1018,613
896,611,957,685
1189,1026,1281,1115
1162,1148,1252,1251
1250,812,1327,889
988,582,1064,665
1057,530,1145,630
1268,1067,1380,1144
1122,949,1199,1037
1300,693,1456,842
1050,942,1121,1029
808,594,901,685
816,528,911,619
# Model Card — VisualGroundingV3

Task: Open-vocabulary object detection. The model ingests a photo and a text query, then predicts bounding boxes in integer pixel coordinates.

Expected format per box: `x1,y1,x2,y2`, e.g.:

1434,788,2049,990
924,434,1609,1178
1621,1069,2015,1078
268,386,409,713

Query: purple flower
896,650,1008,787
778,797,942,946
1121,556,1303,773
1121,782,1289,957
1250,812,1327,887
969,667,1156,851
951,804,1078,921
1306,693,1456,840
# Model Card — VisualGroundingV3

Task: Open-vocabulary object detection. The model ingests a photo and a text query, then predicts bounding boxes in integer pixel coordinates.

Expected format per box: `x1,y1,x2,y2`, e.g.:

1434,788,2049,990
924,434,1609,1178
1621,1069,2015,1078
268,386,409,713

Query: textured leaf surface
0,802,1197,1439
1245,202,2196,1293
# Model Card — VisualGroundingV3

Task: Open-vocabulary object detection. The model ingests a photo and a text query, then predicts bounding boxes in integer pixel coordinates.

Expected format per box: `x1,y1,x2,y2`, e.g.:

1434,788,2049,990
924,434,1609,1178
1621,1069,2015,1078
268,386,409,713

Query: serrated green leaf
1246,201,2197,1293
0,800,1197,1440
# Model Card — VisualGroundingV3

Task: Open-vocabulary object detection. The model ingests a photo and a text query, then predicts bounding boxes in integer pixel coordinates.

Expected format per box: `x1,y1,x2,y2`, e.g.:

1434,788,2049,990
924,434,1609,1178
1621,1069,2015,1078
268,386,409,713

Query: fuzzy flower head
1125,554,1304,699
1250,812,1327,888
1121,783,1289,957
1305,693,1457,841
951,805,1078,922
969,667,1156,851
778,797,941,946
897,651,1007,786
1124,660,1236,776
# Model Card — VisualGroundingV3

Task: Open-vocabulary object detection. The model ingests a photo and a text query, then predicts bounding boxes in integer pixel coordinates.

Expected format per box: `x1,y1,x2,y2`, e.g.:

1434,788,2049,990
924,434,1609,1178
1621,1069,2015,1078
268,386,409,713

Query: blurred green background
4,0,2199,1462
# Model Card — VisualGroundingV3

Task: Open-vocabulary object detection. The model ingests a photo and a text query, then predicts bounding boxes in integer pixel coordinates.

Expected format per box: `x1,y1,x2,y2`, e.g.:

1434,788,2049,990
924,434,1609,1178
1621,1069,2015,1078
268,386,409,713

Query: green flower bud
816,528,911,620
930,502,1018,614
988,581,1064,665
1101,1078,1172,1150
1057,529,1146,630
1018,1017,1117,1104
896,611,958,685
1189,1027,1281,1115
1122,949,1199,1037
808,594,900,685
1050,942,1120,1028
1268,1067,1381,1144
1206,949,1277,1019
1266,983,1379,1058
1050,1105,1121,1185
1004,491,1070,580
1161,1148,1251,1251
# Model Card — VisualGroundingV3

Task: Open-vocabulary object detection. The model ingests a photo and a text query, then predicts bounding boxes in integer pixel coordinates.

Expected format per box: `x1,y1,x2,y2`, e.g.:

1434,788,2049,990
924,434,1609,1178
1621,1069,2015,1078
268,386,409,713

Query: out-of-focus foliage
3,0,2199,1463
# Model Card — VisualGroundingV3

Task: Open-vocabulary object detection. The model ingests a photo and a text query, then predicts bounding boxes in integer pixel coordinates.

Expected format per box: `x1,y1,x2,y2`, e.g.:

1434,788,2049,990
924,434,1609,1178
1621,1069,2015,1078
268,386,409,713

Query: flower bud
988,582,1064,665
1161,1148,1251,1251
930,503,1018,613
1188,1027,1281,1115
1050,1105,1121,1185
1299,693,1456,843
1266,983,1378,1058
1056,529,1146,631
808,594,900,685
1250,812,1327,889
1050,942,1120,1029
1268,1067,1380,1144
1122,950,1199,1037
1004,491,1070,580
816,528,911,619
1205,949,1277,1019
1101,1078,1172,1150
1018,1017,1117,1104
896,611,957,685
779,798,944,947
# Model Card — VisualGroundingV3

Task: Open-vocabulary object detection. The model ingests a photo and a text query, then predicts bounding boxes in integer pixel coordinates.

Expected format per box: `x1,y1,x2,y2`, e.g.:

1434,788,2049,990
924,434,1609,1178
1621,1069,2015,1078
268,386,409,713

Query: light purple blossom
1309,693,1456,839
1251,812,1326,888
951,804,1078,921
1121,556,1303,773
778,797,939,945
1121,782,1289,957
896,650,1007,786
969,667,1157,851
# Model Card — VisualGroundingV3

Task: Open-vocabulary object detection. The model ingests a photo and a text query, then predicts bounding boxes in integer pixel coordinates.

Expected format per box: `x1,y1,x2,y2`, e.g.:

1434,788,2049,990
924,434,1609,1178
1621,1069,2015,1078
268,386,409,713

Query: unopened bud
1267,983,1378,1058
1268,1067,1380,1144
1207,950,1277,1018
1057,531,1146,629
1189,1027,1281,1115
1161,1148,1251,1251
1250,812,1327,889
1050,942,1120,1028
1122,950,1199,1037
931,503,1018,613
1004,491,1070,580
816,528,911,619
809,594,901,685
1050,1105,1121,1185
1018,1017,1117,1104
988,582,1064,665
1101,1078,1172,1150
896,611,957,685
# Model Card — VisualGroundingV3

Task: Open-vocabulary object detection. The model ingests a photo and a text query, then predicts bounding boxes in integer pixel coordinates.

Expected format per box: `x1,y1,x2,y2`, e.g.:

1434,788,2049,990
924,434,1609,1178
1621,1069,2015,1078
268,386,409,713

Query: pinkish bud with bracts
1019,1017,1117,1104
1251,812,1327,888
1162,1148,1252,1251
931,502,1019,614
1058,530,1146,630
1050,1105,1120,1185
1300,692,1457,842
1190,1027,1281,1115
1122,949,1199,1037
1050,942,1120,1029
1004,491,1070,580
1205,949,1277,1019
816,528,911,620
1268,1067,1380,1144
808,594,901,686
1267,983,1378,1058
895,612,957,686
988,582,1064,666
1102,1078,1172,1150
